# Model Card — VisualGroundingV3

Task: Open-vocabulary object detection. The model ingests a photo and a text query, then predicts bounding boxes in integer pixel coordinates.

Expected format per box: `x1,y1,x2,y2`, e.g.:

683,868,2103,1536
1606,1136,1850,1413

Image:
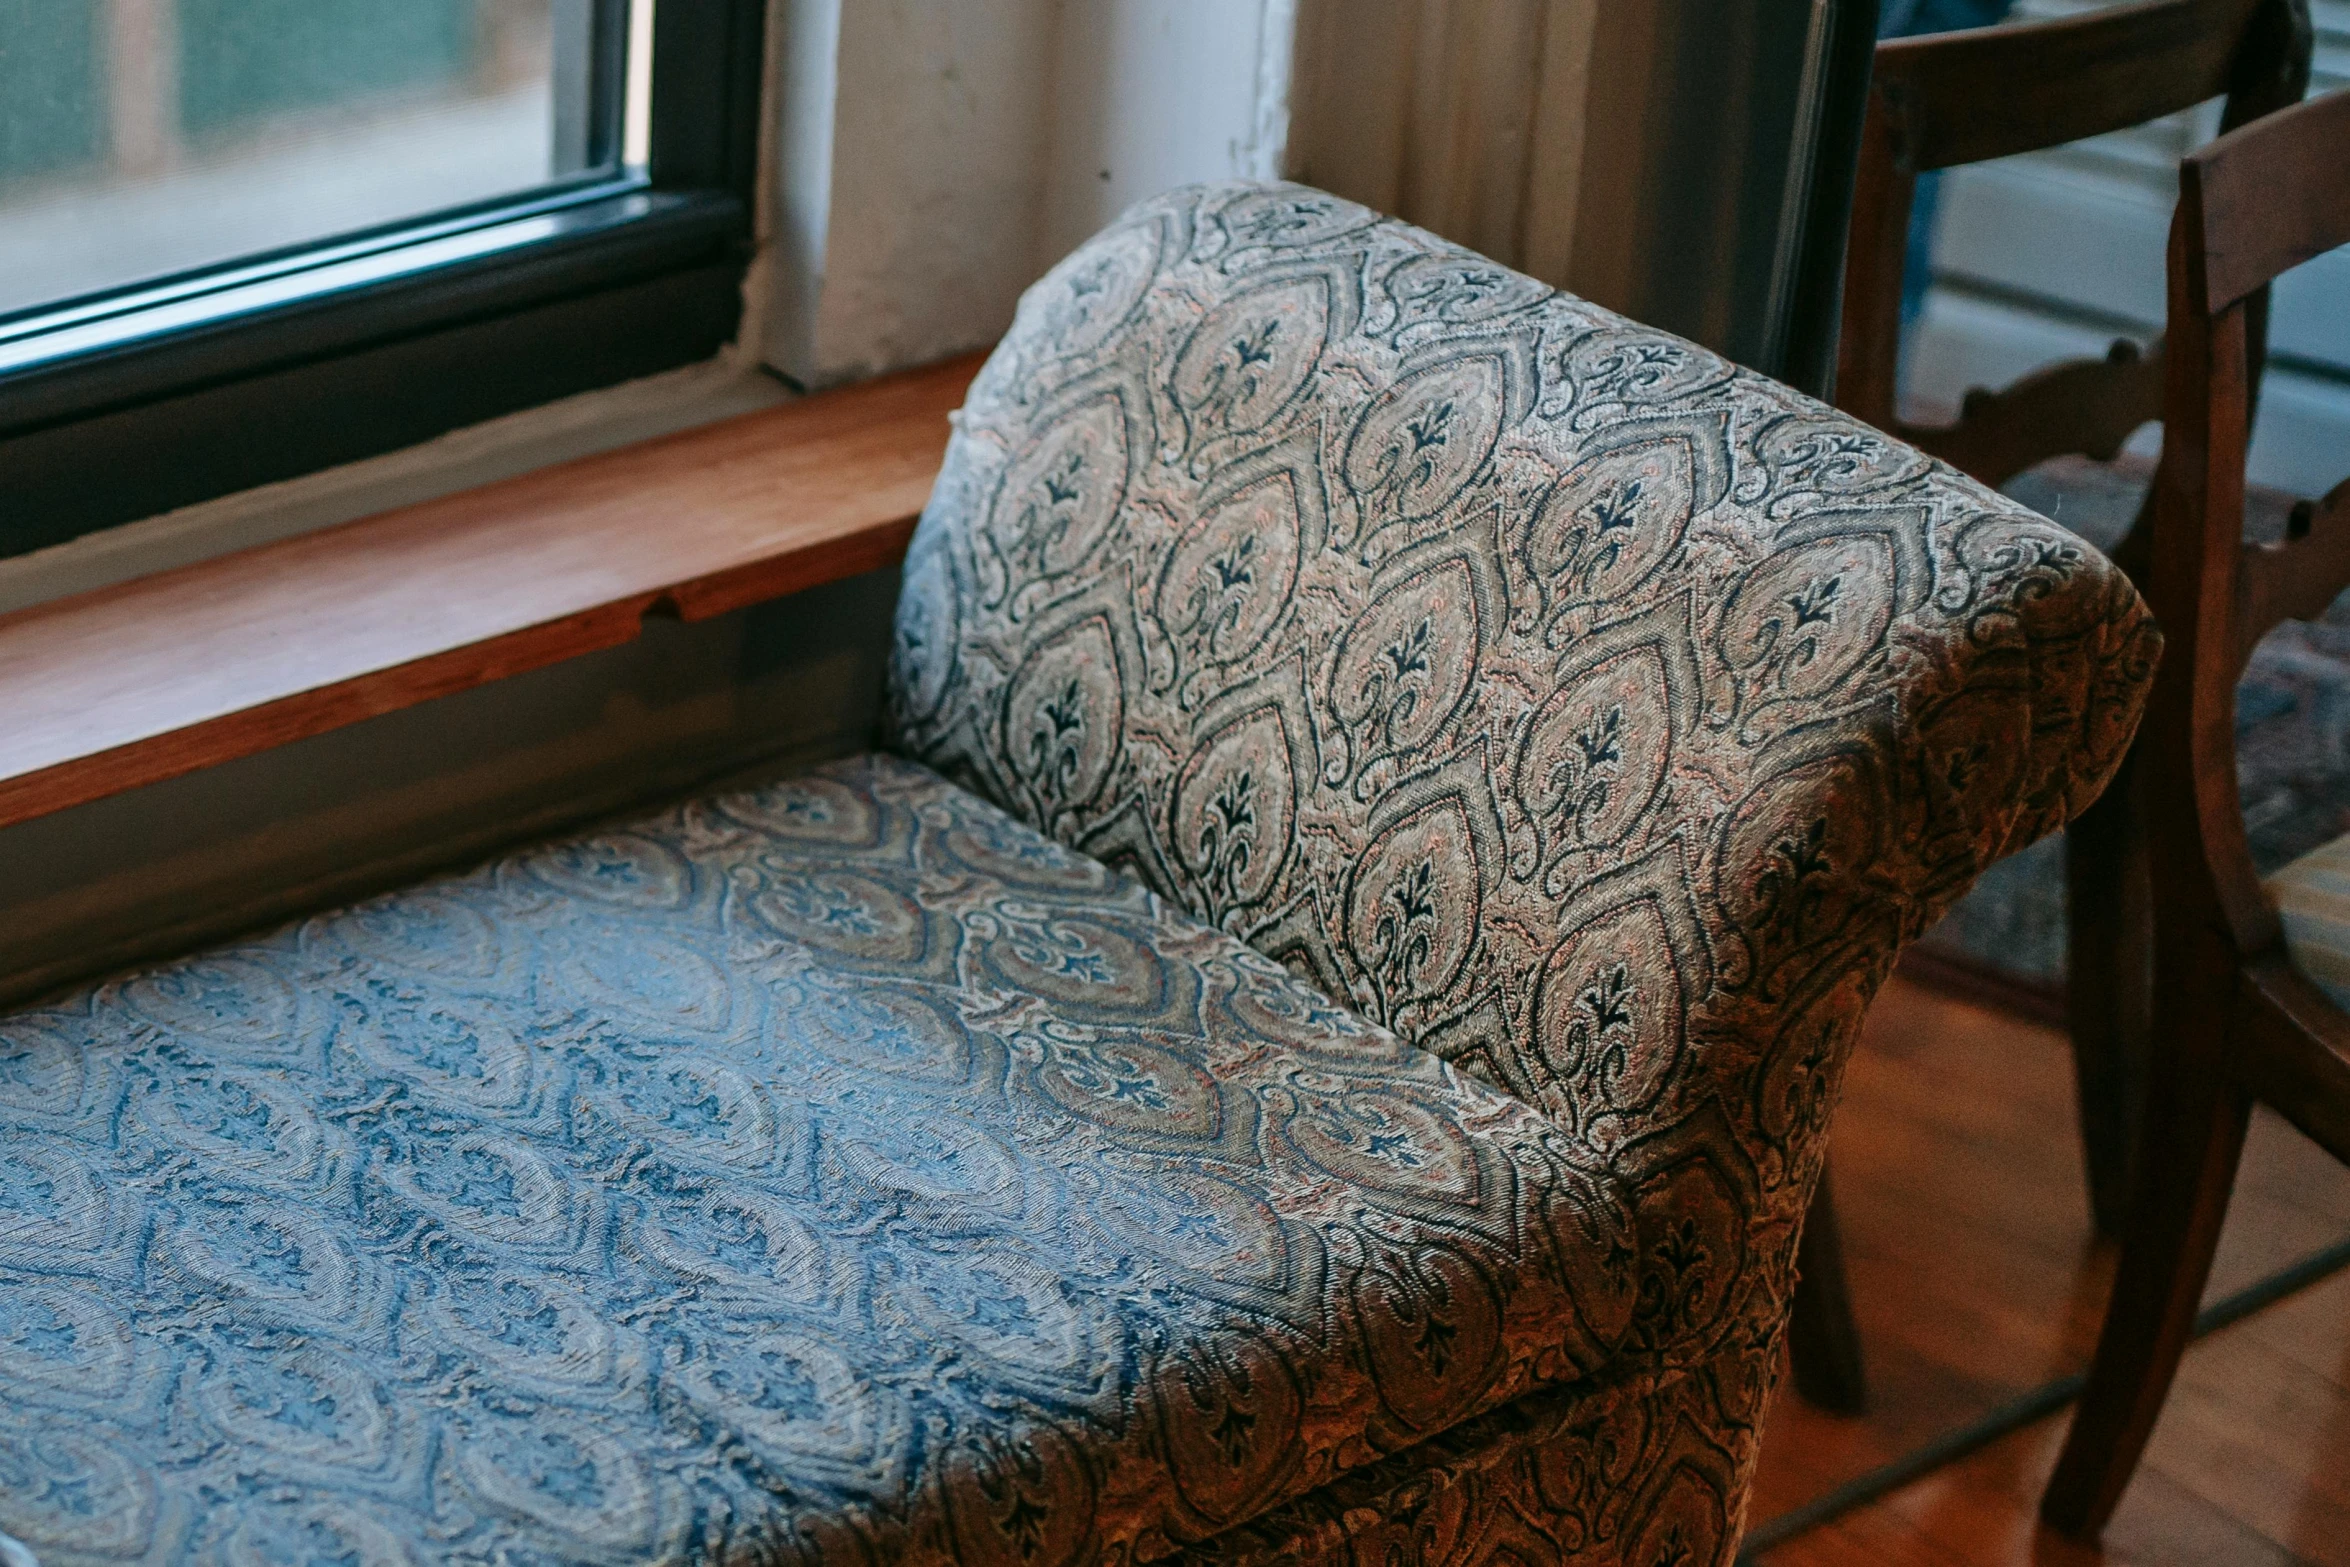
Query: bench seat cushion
2268,829,2350,1010
0,753,1668,1567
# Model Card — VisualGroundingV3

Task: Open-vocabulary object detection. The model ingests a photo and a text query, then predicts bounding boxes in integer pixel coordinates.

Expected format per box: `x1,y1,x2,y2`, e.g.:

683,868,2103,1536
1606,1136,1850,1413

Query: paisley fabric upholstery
886,181,2158,1557
1177,1353,1776,1567
0,183,2153,1567
6,754,1712,1567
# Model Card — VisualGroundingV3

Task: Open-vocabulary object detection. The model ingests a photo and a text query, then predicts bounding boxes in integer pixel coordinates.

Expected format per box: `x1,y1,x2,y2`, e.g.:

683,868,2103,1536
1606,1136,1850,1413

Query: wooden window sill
0,353,981,833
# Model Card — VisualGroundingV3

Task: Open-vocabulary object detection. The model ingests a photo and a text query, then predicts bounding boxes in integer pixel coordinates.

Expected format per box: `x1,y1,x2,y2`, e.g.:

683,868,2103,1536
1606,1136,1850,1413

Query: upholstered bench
0,182,2156,1566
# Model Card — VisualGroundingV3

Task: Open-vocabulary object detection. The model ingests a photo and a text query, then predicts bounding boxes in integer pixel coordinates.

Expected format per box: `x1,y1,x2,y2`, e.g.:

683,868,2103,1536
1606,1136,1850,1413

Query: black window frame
0,0,768,559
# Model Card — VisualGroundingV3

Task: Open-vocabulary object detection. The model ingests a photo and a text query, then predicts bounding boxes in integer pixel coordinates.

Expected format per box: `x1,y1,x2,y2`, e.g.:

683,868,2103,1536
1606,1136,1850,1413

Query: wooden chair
2041,83,2350,1538
1791,0,2312,1415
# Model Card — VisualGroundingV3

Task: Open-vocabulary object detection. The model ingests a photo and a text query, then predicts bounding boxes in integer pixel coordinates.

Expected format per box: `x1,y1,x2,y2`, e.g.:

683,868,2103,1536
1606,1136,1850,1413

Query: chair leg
1787,1164,1868,1414
2040,1058,2250,1537
2063,758,2151,1237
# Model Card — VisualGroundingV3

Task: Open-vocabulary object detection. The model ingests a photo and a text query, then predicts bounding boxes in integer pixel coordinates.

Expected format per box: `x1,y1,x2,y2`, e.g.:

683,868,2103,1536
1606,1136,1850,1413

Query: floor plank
1748,977,2350,1563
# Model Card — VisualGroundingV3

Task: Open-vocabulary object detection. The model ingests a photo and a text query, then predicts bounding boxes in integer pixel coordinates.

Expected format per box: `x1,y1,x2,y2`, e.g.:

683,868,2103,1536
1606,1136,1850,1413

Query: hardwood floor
1747,977,2350,1563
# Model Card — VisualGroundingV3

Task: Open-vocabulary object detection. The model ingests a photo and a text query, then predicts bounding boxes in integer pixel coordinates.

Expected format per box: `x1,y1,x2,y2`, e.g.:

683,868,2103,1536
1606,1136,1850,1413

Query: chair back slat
2187,87,2350,310
1875,0,2268,172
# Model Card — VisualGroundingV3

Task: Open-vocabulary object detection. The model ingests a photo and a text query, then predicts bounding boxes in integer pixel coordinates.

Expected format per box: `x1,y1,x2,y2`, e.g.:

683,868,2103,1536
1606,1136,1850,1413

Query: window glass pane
0,0,607,320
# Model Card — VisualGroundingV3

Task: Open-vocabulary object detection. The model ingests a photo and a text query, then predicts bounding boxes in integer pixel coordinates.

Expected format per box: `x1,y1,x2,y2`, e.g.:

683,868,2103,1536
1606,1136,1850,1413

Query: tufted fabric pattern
5,755,1718,1567
886,181,2158,1554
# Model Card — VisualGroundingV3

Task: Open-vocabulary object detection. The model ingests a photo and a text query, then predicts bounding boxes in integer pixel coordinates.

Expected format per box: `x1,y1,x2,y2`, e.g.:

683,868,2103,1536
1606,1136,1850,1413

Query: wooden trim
1870,0,2264,173
1895,944,2069,1028
0,353,982,833
2188,30,2340,312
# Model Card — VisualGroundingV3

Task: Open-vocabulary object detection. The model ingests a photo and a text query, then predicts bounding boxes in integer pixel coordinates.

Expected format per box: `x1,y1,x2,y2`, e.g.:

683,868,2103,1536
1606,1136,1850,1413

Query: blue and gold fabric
2269,831,2350,1010
0,183,2156,1566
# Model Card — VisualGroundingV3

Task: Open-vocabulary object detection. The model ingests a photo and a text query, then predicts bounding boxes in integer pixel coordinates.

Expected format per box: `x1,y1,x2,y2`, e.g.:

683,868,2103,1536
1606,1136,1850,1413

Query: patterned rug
1919,455,2350,985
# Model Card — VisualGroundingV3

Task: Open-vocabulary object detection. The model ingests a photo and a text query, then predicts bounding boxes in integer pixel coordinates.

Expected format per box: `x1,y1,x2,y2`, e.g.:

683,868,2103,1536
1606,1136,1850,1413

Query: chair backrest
2146,88,2350,952
885,182,2156,1302
1839,0,2310,491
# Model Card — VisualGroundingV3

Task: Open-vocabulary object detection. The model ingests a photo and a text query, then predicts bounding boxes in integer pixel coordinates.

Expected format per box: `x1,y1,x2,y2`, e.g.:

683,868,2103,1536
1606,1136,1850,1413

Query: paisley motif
827,1103,1029,1220
636,1184,831,1302
313,891,504,982
1344,793,1485,1021
423,1272,625,1395
594,1052,785,1170
1521,435,1699,626
141,1064,335,1189
1718,533,1897,721
1014,217,1162,365
1533,902,1689,1134
511,831,691,909
744,868,934,967
1210,185,1379,261
556,930,736,1035
976,910,1175,1019
798,981,983,1084
193,1339,395,1473
216,1501,420,1567
1170,702,1300,918
1341,354,1506,535
938,804,1123,895
1713,749,1886,994
1352,1240,1506,1435
1097,1167,1295,1292
343,993,534,1111
672,1327,914,1496
893,527,966,726
1152,1328,1307,1529
727,772,888,847
1755,963,1876,1156
0,1286,136,1400
1328,556,1484,782
939,1422,1100,1567
1032,1026,1229,1143
163,1198,364,1328
1154,469,1306,678
0,1015,91,1122
0,1430,158,1560
1172,274,1333,458
380,1132,578,1253
1375,253,1553,346
1280,1084,1486,1209
1516,636,1678,881
0,1139,109,1260
1548,326,1735,425
120,952,303,1045
988,391,1132,588
899,1245,1102,1384
447,1411,664,1555
1002,613,1127,823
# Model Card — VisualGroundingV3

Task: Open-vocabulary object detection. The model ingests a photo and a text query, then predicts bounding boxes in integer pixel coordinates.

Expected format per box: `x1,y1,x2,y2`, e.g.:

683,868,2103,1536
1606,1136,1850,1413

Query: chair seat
2269,831,2350,1011
0,753,1630,1567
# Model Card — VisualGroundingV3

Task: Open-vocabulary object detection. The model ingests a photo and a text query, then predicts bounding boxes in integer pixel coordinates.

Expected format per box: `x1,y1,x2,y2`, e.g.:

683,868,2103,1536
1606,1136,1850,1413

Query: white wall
765,0,1294,388
1037,0,1293,263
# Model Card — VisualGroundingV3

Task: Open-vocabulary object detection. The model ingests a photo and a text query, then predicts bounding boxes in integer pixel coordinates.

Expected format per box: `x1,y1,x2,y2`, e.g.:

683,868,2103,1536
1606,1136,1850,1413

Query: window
0,0,765,558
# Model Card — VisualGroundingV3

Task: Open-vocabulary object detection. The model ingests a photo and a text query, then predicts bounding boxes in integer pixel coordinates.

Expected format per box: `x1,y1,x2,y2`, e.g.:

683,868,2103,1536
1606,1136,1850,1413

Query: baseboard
1895,944,2068,1029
